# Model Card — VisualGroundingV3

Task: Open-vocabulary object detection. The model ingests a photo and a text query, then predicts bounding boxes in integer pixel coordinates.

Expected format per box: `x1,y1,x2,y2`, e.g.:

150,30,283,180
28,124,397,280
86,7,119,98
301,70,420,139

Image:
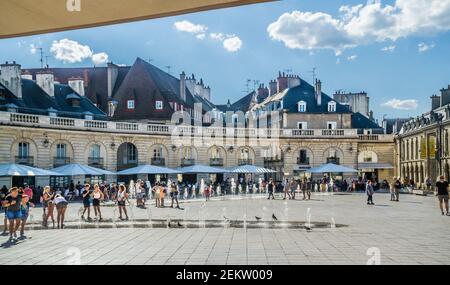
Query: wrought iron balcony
117,162,138,171
151,157,166,166
53,157,71,168
15,156,34,166
210,158,224,166
238,159,253,166
297,157,310,165
88,157,104,169
181,158,195,166
327,157,340,165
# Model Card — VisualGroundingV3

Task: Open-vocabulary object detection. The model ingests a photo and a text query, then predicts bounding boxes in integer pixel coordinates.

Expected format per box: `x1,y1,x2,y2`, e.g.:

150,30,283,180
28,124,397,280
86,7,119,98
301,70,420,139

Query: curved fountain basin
9,219,347,231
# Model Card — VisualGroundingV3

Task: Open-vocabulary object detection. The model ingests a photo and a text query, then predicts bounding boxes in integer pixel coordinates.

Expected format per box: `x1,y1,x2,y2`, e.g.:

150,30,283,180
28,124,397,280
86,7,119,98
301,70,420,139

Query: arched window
153,145,163,158
211,147,220,159
328,101,337,112
90,144,101,158
56,144,67,158
183,147,192,159
359,151,378,163
240,148,250,159
298,101,307,112
18,142,29,157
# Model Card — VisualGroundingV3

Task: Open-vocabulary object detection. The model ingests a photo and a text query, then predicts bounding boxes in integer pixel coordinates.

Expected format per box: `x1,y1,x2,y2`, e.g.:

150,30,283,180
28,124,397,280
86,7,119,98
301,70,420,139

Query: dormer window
328,101,336,112
155,100,163,110
298,101,307,113
127,100,135,110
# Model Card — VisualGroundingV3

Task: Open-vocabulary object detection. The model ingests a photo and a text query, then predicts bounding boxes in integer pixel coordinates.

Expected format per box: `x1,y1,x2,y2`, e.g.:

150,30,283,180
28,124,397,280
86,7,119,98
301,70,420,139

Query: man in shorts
436,176,449,216
81,184,92,220
4,187,22,240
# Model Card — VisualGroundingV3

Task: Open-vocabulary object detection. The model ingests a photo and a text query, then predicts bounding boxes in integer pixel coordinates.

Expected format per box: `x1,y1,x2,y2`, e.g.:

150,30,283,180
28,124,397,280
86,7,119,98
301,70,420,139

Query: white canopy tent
229,165,276,174
0,163,61,188
0,163,60,177
177,165,229,174
50,164,115,176
116,165,179,175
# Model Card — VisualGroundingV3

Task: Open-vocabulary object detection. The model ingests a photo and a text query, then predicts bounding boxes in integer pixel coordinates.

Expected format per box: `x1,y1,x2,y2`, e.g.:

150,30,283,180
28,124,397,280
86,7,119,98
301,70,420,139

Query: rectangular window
299,150,308,163
127,100,135,109
56,144,66,158
18,142,29,157
155,100,163,110
327,122,337,129
297,122,308,130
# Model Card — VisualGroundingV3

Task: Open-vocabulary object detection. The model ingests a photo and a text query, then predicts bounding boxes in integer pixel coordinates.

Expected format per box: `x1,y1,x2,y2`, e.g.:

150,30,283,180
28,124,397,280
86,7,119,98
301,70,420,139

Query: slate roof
266,81,351,114
351,112,383,132
26,66,131,114
218,91,257,112
0,79,106,119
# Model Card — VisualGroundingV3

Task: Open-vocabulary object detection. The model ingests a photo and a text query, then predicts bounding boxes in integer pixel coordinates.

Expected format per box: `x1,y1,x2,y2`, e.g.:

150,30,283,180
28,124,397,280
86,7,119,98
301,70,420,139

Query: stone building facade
395,86,450,188
0,111,394,188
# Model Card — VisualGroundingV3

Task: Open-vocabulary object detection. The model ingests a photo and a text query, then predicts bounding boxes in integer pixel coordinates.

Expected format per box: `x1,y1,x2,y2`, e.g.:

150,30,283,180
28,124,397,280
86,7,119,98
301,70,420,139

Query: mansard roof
0,79,106,119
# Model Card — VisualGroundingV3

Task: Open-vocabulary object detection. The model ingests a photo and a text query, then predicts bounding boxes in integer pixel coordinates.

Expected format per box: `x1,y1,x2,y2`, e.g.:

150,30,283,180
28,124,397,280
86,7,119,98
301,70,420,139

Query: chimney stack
431,94,441,110
315,79,322,106
68,77,85,96
107,62,118,98
36,71,55,97
180,71,186,102
258,84,269,101
0,61,22,98
269,80,277,96
440,86,450,107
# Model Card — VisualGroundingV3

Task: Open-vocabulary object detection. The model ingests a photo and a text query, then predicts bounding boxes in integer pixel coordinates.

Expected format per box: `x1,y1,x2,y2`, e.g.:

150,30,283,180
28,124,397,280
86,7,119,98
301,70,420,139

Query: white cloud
50,39,93,63
268,0,450,54
347,55,358,61
223,36,243,52
174,21,242,52
381,45,396,52
382,98,418,110
418,42,435,52
50,38,109,65
29,44,38,54
210,33,225,41
92,52,109,65
174,20,207,34
196,33,206,40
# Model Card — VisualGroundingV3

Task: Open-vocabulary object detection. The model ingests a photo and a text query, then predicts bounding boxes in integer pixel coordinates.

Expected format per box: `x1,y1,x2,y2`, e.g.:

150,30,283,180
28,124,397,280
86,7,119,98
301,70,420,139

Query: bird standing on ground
272,214,278,221
177,222,183,227
255,216,262,221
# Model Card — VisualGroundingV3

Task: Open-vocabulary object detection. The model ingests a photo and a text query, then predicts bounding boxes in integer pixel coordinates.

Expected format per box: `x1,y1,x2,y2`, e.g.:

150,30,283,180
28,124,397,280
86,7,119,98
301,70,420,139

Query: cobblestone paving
0,192,449,265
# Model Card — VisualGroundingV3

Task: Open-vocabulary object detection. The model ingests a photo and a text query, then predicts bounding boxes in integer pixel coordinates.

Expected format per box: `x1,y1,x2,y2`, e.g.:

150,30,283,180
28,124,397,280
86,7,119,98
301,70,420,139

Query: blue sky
1,0,449,121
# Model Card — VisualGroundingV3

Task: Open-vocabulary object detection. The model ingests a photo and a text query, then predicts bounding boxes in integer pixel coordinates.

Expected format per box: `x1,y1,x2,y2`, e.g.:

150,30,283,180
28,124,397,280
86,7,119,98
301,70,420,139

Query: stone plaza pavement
0,192,449,265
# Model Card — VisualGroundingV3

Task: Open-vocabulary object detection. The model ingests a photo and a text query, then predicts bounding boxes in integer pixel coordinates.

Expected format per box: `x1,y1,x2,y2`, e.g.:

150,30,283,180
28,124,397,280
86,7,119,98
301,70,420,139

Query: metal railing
88,157,104,169
297,157,310,165
238,159,253,166
210,158,224,166
15,156,34,166
53,157,71,168
181,158,195,166
151,157,166,166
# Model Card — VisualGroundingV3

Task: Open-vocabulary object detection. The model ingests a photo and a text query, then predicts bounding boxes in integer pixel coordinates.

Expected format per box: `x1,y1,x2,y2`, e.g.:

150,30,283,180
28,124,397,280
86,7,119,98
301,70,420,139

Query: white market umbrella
229,165,276,174
177,164,229,174
116,164,178,175
51,163,115,176
307,163,358,174
0,163,60,177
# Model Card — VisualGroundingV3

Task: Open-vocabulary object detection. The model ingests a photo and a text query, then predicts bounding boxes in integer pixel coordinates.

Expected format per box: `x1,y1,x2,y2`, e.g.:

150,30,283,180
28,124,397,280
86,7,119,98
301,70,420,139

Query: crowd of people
0,173,449,241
